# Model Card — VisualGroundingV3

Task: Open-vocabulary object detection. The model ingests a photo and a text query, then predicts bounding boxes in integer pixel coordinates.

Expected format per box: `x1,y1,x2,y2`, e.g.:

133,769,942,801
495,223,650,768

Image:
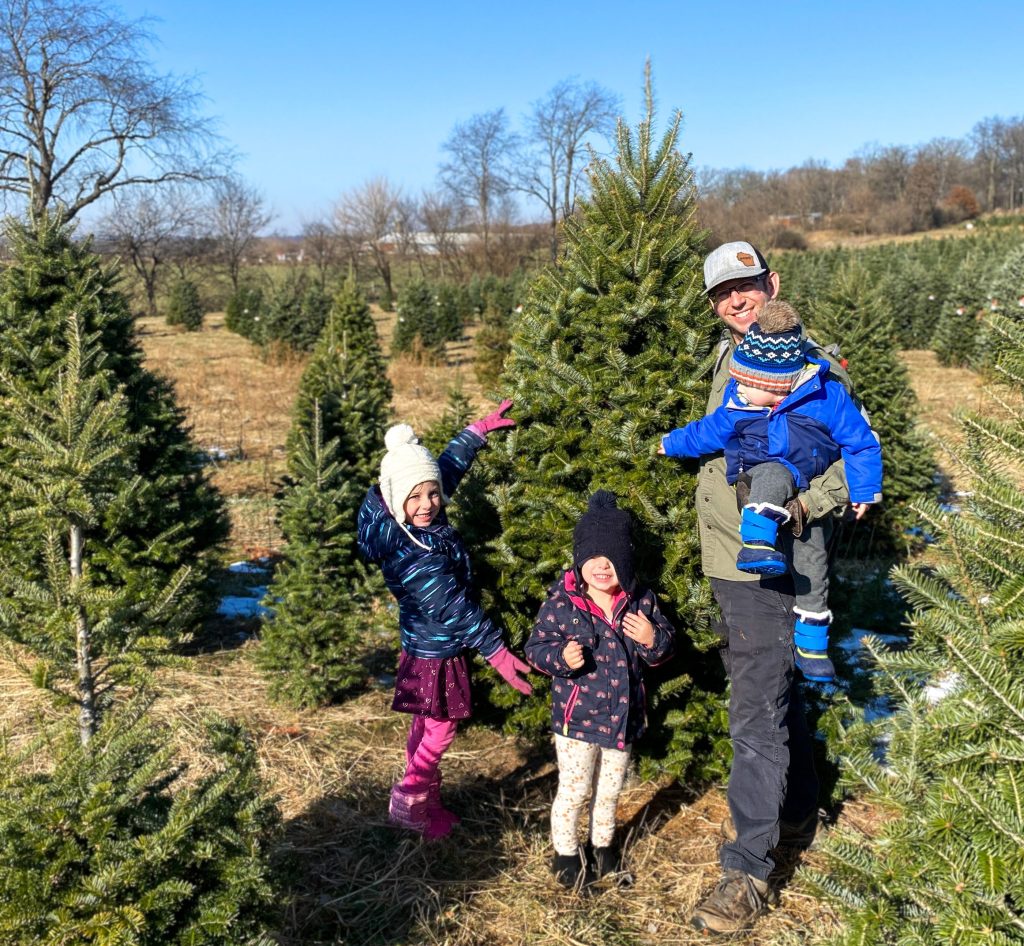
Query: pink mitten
467,399,515,439
486,646,533,695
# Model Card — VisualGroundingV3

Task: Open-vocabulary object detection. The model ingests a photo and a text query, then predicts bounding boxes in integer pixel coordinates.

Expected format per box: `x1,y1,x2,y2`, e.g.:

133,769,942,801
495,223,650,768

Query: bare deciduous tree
516,78,619,260
301,218,342,291
440,109,516,267
101,184,204,317
420,188,467,279
0,0,227,221
209,175,272,293
334,176,400,308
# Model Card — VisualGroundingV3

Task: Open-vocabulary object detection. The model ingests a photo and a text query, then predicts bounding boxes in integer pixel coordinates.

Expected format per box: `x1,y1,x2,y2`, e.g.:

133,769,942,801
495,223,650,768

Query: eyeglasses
709,278,766,306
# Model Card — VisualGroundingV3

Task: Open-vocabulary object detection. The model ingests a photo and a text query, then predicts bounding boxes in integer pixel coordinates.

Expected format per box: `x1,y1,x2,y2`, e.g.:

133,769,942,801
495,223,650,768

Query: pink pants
401,715,458,793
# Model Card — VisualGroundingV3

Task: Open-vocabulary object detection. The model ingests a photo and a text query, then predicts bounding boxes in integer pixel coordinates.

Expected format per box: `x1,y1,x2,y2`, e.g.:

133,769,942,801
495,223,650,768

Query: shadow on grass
273,741,559,945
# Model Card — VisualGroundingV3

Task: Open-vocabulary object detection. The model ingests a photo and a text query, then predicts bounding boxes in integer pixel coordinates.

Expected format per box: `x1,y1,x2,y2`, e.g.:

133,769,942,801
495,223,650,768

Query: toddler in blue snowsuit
659,300,882,682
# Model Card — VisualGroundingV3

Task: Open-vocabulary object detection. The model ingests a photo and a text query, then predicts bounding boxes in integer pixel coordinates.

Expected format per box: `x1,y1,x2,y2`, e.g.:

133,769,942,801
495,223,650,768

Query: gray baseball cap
704,241,769,294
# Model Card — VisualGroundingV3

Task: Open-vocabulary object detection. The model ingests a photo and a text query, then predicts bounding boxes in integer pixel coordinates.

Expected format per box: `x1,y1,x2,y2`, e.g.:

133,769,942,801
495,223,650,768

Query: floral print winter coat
525,570,674,750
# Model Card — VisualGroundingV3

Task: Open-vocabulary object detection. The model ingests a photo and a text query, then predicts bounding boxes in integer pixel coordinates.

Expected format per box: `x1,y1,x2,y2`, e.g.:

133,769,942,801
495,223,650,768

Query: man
689,241,855,933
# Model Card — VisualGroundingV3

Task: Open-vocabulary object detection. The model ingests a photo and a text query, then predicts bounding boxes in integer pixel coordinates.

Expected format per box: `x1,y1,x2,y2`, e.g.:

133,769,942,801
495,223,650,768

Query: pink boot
389,784,452,840
427,777,460,832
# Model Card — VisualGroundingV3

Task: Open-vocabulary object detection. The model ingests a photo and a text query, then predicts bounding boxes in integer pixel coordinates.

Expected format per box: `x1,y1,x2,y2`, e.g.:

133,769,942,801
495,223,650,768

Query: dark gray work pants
710,574,820,880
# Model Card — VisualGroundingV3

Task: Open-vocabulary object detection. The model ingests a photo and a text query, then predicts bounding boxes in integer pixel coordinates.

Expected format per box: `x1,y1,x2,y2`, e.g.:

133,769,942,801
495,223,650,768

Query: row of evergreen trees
225,271,330,352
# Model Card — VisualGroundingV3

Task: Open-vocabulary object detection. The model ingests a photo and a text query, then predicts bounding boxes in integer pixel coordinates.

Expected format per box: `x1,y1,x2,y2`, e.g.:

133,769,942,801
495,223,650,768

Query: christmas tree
260,278,392,705
0,704,280,945
806,263,937,558
0,217,227,641
165,277,204,331
257,407,381,706
805,311,1024,943
476,76,728,780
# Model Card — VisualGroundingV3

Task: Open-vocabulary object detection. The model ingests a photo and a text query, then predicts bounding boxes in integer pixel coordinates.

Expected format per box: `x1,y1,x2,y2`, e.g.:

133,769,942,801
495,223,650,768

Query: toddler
659,300,882,683
526,490,674,888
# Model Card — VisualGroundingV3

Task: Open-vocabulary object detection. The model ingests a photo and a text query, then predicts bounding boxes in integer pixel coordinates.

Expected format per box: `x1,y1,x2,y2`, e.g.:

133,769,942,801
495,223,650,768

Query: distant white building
377,232,479,254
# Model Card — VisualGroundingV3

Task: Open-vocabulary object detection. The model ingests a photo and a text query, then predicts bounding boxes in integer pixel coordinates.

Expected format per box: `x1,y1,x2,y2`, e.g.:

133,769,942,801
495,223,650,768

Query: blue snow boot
794,610,835,683
736,505,789,576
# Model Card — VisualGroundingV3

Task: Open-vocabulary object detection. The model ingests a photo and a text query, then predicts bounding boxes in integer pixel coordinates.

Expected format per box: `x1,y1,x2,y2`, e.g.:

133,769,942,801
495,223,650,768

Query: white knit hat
379,424,444,522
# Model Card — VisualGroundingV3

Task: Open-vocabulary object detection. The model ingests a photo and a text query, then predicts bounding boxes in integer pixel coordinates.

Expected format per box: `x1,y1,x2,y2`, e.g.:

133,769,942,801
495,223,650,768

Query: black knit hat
573,490,636,593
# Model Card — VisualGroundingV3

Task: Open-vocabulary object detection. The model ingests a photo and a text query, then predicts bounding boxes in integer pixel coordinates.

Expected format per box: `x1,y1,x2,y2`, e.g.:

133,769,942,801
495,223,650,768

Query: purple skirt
392,650,473,720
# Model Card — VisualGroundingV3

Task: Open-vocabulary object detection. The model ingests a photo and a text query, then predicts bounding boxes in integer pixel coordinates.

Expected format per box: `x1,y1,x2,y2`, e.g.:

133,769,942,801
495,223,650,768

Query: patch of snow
835,629,906,656
923,672,961,704
227,560,271,576
217,591,269,620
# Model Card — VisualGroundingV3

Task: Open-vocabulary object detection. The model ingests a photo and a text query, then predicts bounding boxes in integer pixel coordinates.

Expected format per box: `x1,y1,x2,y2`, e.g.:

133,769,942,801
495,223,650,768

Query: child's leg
552,734,600,856
405,714,426,769
402,717,458,793
790,522,835,683
588,745,631,848
737,462,795,576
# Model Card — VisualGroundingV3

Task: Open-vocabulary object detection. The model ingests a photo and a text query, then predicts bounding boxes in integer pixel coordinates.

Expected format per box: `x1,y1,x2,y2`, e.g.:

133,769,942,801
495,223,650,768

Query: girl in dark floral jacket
526,491,674,888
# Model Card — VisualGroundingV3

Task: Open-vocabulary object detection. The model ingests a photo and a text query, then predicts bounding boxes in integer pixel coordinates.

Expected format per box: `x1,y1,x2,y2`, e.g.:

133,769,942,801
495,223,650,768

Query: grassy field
0,308,1005,945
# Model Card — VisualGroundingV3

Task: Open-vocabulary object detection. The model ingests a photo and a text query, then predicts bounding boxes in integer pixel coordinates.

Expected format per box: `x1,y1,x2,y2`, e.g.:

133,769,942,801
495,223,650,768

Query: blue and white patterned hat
729,300,805,395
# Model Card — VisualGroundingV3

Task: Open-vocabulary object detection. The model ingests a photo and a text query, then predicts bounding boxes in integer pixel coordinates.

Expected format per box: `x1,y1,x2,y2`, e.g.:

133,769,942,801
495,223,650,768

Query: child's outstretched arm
658,406,734,459
437,399,515,498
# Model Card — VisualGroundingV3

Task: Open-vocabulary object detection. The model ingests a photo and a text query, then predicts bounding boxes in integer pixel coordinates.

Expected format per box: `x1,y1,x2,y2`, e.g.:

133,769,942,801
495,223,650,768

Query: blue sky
118,0,1024,233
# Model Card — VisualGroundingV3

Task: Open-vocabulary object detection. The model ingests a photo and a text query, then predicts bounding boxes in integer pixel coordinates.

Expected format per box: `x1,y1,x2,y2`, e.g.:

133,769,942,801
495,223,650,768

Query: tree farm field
0,307,1005,946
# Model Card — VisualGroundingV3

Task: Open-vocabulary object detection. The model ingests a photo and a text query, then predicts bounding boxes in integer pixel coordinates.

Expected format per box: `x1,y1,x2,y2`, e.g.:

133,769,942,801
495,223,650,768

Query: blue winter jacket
526,570,674,751
357,428,505,660
662,358,883,503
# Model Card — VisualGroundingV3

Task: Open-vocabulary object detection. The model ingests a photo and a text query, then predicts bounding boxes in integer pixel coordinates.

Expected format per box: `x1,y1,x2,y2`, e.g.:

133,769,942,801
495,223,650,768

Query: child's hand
563,640,585,670
622,611,654,648
468,399,515,439
851,502,873,520
656,439,666,455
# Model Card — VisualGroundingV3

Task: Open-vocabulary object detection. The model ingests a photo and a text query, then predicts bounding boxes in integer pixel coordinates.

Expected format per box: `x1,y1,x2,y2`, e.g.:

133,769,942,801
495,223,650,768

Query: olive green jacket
695,333,854,581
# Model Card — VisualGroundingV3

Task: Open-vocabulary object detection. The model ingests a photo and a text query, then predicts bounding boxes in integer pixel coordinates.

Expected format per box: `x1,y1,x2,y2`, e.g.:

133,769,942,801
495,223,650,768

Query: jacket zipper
562,684,581,735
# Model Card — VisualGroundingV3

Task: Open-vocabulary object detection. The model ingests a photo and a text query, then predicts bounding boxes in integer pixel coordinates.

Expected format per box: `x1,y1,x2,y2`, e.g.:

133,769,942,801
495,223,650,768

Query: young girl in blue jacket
357,402,531,839
526,491,674,888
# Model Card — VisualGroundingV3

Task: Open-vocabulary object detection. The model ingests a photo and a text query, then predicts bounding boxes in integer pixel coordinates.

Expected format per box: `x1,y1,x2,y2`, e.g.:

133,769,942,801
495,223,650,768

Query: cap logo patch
736,252,756,266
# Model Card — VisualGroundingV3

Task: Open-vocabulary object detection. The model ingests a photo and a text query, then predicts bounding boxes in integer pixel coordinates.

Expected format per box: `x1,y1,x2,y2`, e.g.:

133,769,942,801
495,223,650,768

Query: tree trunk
70,524,96,746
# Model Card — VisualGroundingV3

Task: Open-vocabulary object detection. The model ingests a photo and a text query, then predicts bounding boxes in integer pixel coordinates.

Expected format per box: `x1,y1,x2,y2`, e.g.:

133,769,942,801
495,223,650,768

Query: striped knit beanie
729,300,806,395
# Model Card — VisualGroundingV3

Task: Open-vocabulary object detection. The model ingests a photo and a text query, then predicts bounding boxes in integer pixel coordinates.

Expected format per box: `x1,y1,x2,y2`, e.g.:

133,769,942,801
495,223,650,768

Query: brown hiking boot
720,809,822,849
691,869,769,933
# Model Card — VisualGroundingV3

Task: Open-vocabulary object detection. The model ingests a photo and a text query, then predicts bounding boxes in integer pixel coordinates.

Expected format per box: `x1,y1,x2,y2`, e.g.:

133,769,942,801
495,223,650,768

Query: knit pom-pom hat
573,490,636,594
729,299,806,395
379,424,444,522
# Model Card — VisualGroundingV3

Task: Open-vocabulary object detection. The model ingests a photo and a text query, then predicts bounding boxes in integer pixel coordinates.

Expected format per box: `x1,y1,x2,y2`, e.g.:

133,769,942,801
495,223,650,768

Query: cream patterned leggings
551,734,631,855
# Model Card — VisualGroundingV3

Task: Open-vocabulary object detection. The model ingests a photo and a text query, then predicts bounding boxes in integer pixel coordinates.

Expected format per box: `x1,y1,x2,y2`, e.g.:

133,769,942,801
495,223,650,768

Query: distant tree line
699,115,1024,246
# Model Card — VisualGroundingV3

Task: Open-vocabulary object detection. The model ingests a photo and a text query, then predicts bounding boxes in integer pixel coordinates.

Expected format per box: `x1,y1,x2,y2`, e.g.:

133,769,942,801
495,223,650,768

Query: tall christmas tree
0,217,227,644
257,408,379,706
806,263,937,558
805,311,1024,943
259,278,392,706
476,76,728,780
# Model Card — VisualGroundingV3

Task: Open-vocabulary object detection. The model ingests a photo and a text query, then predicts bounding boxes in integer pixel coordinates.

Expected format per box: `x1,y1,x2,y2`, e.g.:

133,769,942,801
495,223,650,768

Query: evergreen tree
258,272,329,352
165,278,204,331
261,278,392,706
932,248,993,368
225,283,265,340
806,263,937,558
0,705,280,946
0,217,228,642
0,314,196,741
805,312,1024,944
475,81,728,781
286,276,392,478
392,279,445,359
987,242,1024,316
257,408,378,706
